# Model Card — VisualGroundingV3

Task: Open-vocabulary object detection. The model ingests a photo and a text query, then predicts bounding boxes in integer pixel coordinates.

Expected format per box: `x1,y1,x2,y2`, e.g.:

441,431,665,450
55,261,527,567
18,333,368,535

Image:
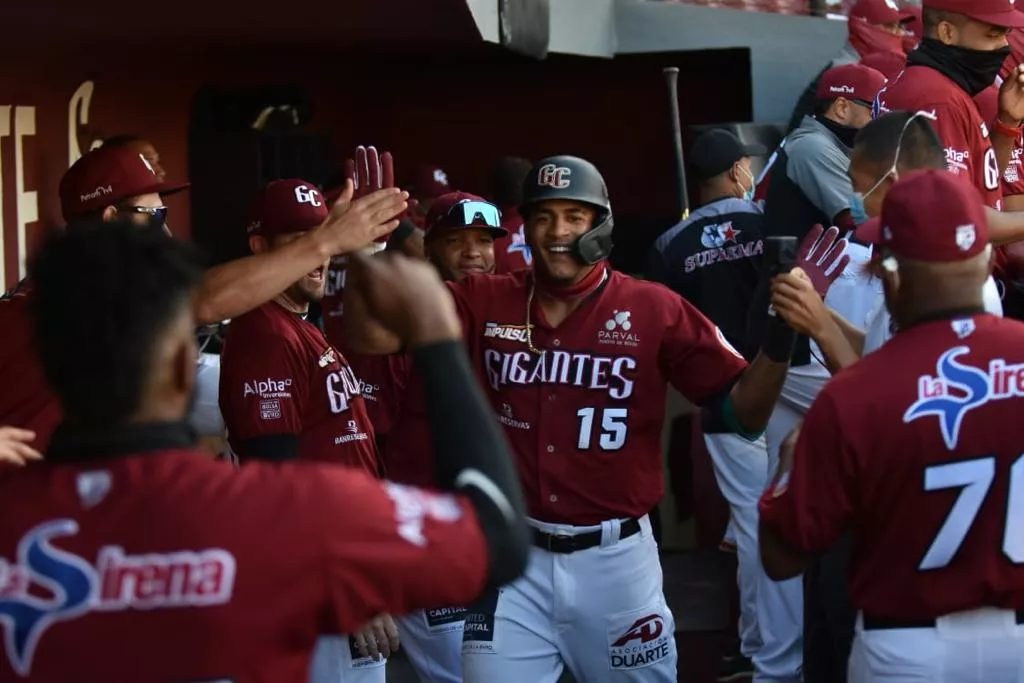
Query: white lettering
482,348,636,399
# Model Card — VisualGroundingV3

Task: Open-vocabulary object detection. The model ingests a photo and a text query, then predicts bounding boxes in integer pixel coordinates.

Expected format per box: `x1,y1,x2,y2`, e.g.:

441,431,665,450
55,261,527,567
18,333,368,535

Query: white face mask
737,165,755,201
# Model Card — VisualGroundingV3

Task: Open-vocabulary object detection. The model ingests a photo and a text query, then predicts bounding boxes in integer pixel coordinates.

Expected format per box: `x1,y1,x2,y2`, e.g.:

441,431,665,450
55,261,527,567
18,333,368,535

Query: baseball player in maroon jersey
0,144,406,454
0,218,530,682
217,179,390,680
874,0,1024,212
760,170,1024,682
345,155,797,682
353,191,508,683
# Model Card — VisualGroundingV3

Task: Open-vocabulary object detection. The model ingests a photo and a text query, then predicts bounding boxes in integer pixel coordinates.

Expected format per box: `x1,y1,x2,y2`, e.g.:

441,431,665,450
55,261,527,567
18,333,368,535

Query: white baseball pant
848,608,1024,682
754,367,828,683
309,635,386,683
397,608,465,683
461,515,676,683
705,432,770,658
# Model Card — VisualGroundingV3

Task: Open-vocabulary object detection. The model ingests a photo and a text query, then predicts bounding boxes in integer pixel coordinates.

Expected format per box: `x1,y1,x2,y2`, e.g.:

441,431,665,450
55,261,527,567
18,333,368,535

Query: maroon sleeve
445,279,477,346
219,330,309,439
758,389,856,553
310,468,490,632
929,102,979,183
658,290,748,405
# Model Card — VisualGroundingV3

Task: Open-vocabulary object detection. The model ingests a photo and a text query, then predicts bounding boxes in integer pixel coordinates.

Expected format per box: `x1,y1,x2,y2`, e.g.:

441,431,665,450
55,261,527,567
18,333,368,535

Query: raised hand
796,224,849,297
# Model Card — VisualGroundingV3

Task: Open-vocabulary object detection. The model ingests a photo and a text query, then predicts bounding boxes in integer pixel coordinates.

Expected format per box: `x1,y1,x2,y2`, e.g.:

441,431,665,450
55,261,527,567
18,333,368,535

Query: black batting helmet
519,155,614,264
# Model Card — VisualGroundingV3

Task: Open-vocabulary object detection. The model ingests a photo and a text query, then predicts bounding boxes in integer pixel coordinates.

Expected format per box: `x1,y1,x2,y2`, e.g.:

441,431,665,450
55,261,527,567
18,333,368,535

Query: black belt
532,517,641,554
862,609,1024,631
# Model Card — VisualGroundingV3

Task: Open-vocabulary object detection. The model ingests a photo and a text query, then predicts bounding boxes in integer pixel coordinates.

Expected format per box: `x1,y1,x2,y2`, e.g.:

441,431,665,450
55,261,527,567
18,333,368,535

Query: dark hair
102,134,144,148
922,8,961,36
492,156,533,208
853,110,945,171
28,218,203,425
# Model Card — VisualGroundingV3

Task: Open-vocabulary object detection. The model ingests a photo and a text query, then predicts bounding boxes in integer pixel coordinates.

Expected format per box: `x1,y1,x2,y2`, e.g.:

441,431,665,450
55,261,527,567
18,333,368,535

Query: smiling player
217,179,391,682
345,155,796,683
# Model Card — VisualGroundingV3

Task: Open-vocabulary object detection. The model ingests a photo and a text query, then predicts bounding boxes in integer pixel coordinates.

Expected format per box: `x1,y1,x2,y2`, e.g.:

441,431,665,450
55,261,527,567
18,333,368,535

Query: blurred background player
405,162,453,230
0,219,531,680
788,0,913,131
489,155,534,272
761,169,1024,683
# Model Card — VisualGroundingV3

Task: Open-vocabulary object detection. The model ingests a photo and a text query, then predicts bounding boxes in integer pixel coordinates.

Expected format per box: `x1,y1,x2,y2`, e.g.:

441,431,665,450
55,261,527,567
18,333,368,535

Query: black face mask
816,114,859,149
911,38,1012,97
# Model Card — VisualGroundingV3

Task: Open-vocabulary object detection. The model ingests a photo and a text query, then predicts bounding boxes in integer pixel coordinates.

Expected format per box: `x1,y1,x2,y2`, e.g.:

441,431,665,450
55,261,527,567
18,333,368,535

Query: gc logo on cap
247,179,328,238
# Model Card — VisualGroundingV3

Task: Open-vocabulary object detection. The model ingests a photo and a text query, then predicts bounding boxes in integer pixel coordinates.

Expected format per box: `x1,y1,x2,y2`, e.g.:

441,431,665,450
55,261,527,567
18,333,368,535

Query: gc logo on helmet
520,155,615,265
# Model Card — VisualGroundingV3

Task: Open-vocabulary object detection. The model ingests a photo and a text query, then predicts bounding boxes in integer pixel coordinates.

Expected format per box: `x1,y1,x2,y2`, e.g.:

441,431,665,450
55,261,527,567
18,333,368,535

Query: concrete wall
615,0,848,124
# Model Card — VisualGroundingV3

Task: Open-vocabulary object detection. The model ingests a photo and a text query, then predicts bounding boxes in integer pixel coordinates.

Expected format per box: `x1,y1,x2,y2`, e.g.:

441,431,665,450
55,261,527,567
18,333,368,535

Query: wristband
760,316,796,363
994,117,1023,139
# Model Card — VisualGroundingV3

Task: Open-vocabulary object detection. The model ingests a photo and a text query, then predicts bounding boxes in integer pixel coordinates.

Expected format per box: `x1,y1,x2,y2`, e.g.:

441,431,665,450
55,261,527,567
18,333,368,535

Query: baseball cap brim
969,9,1024,28
857,216,883,244
142,180,191,198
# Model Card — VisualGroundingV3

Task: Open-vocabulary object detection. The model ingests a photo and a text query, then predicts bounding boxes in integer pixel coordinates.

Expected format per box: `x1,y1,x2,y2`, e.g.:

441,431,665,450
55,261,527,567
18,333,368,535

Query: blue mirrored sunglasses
446,200,501,229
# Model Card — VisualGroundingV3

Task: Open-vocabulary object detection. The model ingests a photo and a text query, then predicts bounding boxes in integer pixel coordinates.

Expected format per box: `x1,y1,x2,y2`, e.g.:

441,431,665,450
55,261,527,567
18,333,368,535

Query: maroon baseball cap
850,0,914,25
924,0,1024,28
425,192,507,239
859,170,989,261
247,179,328,238
408,163,451,199
817,63,888,103
59,146,189,221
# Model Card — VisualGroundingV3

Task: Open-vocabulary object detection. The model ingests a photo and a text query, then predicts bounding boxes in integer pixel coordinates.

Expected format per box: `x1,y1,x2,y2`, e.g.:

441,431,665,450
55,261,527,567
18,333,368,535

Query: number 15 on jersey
576,407,629,451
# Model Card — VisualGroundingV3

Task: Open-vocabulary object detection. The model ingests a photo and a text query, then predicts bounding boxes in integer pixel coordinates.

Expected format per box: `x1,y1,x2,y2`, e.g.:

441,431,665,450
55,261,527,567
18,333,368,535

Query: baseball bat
663,67,690,221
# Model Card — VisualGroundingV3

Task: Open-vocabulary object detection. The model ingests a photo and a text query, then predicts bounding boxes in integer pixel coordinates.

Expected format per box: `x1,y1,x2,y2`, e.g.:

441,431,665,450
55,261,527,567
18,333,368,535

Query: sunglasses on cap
443,200,502,229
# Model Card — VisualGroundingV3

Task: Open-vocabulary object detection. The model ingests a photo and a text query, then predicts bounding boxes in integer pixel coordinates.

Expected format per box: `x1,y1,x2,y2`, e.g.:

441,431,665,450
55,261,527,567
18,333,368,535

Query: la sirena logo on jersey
0,519,236,677
904,345,1024,450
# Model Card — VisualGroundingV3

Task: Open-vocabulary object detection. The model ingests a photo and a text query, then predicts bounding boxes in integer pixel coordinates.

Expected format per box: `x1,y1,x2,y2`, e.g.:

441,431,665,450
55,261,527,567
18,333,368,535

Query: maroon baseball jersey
320,253,349,354
0,282,62,452
760,314,1024,620
493,206,532,274
348,352,408,442
0,439,488,681
450,268,747,525
219,301,378,472
876,66,1003,210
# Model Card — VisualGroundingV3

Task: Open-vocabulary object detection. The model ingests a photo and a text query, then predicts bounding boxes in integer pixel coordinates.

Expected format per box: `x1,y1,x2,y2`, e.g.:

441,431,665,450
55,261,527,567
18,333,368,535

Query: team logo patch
425,606,468,634
598,310,640,347
955,224,976,252
700,221,741,249
318,347,336,368
259,399,282,421
483,322,532,343
537,163,571,189
608,612,673,670
904,346,1024,450
462,590,499,654
0,520,236,677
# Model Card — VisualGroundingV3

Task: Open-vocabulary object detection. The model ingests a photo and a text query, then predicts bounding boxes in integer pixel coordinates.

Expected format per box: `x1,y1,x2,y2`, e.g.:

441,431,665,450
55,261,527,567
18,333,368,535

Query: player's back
828,313,1024,619
0,427,486,683
0,283,62,451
